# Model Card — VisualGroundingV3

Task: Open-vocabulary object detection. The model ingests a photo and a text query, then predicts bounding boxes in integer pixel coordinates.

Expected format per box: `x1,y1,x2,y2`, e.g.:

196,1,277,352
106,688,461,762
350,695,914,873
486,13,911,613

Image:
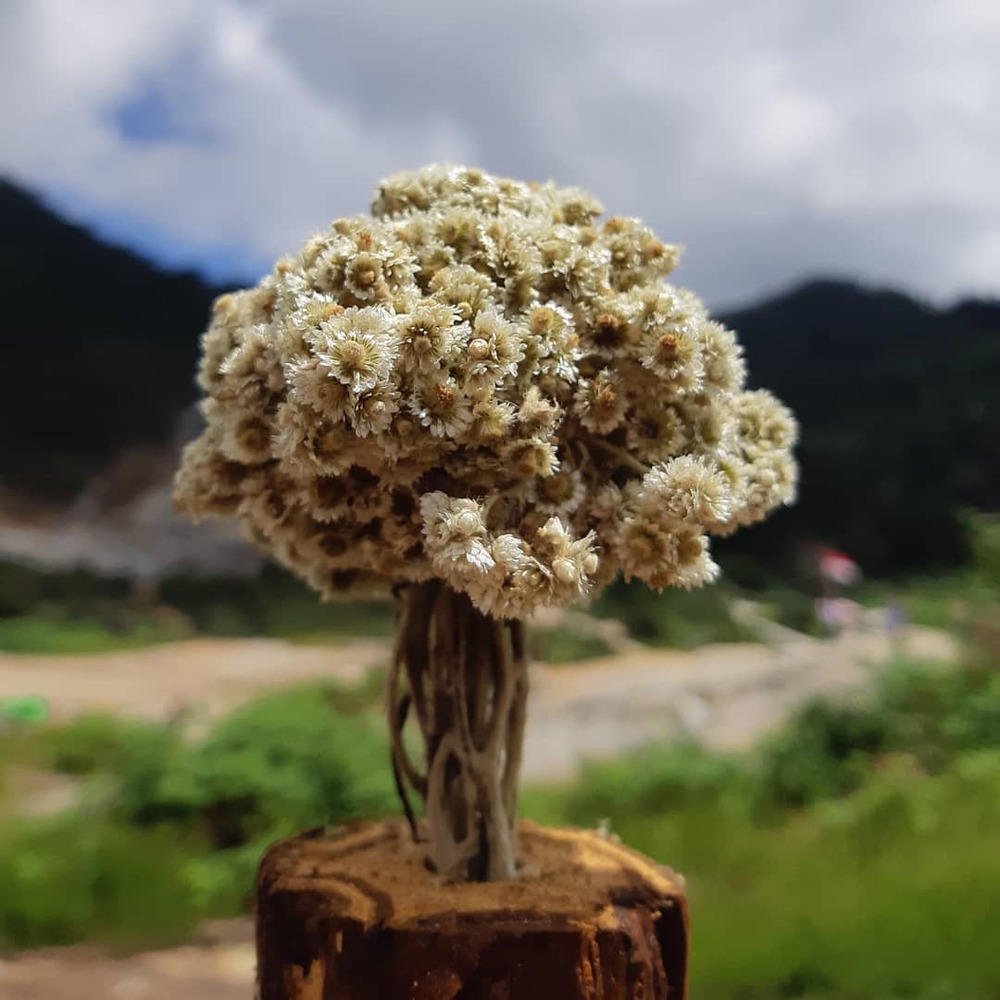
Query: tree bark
256,820,688,1000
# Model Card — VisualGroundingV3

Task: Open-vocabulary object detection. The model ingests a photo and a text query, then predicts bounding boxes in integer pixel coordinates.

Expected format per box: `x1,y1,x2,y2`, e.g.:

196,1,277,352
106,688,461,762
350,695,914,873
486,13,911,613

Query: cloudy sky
2,0,997,307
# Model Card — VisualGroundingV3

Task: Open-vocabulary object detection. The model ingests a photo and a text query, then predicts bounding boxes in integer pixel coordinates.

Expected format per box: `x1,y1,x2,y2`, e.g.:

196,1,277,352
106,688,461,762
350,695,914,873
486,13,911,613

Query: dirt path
524,622,955,779
0,637,387,724
0,923,256,1000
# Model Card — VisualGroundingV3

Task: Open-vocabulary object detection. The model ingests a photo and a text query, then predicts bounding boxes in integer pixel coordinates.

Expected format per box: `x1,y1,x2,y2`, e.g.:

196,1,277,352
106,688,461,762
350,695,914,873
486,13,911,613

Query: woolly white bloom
503,437,560,479
616,518,718,591
218,414,273,466
285,356,353,422
639,325,704,394
465,309,526,390
312,226,417,303
637,456,732,527
396,301,466,372
420,494,496,579
699,321,746,395
408,374,473,438
465,397,517,445
529,518,599,599
219,325,277,388
176,164,797,613
517,386,563,433
429,264,496,322
313,307,397,394
574,369,627,433
534,469,587,517
351,386,399,437
734,390,798,455
492,533,532,572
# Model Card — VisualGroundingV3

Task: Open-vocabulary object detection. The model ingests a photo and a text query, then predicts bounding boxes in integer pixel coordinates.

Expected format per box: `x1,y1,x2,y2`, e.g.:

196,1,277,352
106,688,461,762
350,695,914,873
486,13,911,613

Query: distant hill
1,181,996,575
0,180,217,499
722,281,1000,574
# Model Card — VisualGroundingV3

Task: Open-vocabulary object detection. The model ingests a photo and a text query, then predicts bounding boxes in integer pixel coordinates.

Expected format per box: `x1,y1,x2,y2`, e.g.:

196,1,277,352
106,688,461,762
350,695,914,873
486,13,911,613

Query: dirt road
0,637,385,723
0,924,255,1000
524,622,954,778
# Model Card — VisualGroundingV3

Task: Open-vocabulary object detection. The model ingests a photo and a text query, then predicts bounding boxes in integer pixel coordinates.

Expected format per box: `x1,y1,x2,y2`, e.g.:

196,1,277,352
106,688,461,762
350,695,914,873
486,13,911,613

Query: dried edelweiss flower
175,164,797,618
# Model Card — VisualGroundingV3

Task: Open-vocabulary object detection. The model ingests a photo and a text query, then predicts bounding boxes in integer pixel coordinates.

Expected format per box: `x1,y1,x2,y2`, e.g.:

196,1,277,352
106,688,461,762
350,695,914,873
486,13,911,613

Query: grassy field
0,614,187,655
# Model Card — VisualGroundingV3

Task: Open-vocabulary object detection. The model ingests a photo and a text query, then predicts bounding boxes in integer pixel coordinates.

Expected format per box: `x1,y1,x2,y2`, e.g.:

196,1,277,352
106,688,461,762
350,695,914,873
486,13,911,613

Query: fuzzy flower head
175,165,797,617
312,307,397,395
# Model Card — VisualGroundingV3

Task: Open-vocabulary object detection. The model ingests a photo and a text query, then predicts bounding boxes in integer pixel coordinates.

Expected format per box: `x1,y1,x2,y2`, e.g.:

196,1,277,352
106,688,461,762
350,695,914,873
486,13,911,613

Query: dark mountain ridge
2,180,996,575
720,280,999,573
0,180,221,498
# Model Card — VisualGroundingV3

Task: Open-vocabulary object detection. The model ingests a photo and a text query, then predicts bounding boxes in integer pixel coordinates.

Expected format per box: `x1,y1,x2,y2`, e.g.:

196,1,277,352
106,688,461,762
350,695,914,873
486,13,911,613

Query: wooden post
256,820,688,1000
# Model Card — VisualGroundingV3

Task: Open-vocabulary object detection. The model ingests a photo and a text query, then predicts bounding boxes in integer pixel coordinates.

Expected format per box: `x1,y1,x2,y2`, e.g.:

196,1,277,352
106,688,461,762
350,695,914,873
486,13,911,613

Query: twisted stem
387,581,528,881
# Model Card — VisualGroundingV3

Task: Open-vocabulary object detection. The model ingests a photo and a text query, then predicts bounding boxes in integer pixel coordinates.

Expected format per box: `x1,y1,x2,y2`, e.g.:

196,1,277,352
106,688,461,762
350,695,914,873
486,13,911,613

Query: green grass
520,650,1000,999
597,757,1000,999
0,615,183,655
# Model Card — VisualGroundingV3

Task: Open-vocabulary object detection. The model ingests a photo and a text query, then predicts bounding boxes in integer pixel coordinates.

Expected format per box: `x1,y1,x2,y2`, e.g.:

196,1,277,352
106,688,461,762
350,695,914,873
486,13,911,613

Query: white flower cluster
175,165,797,618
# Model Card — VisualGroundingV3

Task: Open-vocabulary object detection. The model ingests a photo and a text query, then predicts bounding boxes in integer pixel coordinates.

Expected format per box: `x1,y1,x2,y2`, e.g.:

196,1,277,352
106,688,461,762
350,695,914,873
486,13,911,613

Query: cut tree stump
256,819,688,1000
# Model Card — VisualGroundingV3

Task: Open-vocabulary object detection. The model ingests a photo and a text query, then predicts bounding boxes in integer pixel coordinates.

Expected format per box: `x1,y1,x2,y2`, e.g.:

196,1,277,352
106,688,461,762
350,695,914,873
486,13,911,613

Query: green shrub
754,700,889,810
0,816,201,951
593,578,754,648
555,751,1000,1000
757,587,822,634
158,565,393,641
322,669,387,714
563,742,745,825
753,657,1000,812
111,724,201,829
695,754,1000,999
529,626,612,663
0,683,399,951
874,660,1000,768
180,836,273,916
114,686,395,849
45,714,161,776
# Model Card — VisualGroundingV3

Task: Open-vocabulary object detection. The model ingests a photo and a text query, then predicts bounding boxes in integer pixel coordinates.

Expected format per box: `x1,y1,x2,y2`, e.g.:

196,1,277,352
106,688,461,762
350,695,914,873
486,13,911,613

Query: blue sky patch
109,79,215,146
32,181,265,286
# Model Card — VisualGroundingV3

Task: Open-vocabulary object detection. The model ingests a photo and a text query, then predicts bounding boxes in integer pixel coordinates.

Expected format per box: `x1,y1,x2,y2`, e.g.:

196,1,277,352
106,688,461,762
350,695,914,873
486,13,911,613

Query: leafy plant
0,816,201,951
113,686,395,849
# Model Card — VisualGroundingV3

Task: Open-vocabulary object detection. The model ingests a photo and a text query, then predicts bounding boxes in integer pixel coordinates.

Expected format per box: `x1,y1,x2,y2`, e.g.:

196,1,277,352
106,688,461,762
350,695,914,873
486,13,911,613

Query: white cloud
1,0,997,305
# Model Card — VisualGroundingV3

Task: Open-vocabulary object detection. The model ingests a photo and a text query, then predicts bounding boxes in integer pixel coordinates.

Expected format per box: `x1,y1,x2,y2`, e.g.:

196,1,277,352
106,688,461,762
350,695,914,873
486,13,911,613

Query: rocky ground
0,618,956,998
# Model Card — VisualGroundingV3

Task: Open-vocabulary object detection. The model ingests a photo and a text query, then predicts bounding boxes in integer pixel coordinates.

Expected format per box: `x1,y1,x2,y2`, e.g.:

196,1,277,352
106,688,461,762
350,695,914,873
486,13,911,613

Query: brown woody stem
388,581,527,881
